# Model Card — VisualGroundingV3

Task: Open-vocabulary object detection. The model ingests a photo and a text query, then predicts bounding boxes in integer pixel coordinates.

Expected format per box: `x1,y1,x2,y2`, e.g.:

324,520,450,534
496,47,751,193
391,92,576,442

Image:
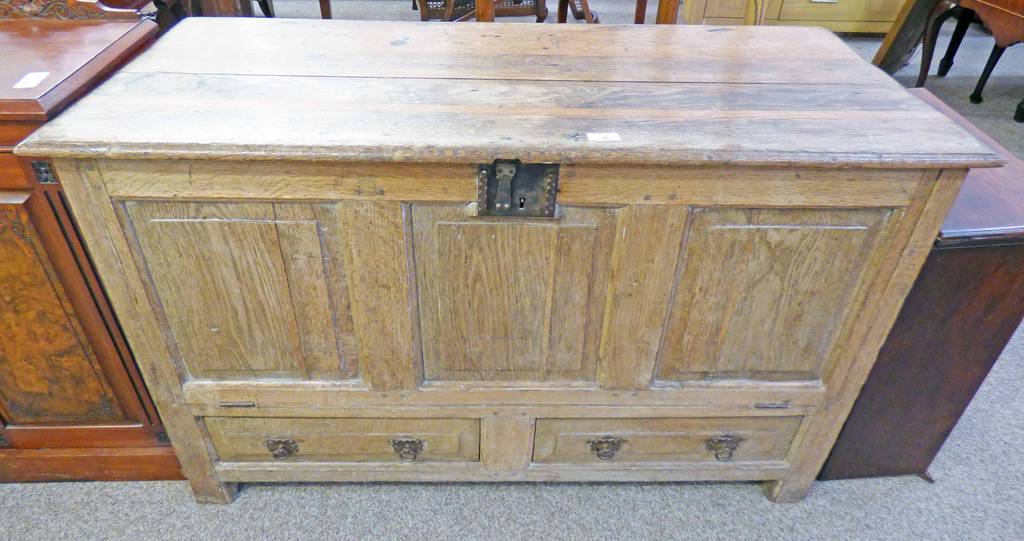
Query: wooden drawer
206,418,480,463
533,417,802,464
778,0,902,22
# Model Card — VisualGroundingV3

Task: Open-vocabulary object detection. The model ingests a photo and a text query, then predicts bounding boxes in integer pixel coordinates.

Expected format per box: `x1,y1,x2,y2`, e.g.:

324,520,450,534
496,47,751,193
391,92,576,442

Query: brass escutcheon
266,438,298,460
706,434,744,462
391,437,425,462
587,436,626,460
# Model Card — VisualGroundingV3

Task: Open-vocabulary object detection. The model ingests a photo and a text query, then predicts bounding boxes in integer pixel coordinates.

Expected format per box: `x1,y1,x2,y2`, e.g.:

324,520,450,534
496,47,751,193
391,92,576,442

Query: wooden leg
634,0,647,23
476,0,494,21
536,0,548,22
937,8,973,76
915,0,955,88
969,45,1005,104
557,0,568,22
655,0,679,23
318,0,331,18
1015,98,1024,123
192,480,238,505
256,0,274,17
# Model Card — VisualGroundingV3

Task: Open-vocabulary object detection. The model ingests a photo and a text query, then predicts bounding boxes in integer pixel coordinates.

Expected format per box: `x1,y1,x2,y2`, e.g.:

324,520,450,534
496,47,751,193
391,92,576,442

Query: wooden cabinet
16,19,997,502
0,18,181,481
821,89,1024,480
687,0,905,33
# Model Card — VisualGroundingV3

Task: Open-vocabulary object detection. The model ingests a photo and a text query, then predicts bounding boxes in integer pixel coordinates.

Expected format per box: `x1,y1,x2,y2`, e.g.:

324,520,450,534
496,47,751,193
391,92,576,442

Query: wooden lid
17,18,1000,168
0,19,155,123
908,89,1024,241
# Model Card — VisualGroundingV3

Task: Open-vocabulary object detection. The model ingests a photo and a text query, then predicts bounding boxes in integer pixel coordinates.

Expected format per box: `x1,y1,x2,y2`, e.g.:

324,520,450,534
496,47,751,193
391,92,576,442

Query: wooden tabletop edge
14,140,1004,169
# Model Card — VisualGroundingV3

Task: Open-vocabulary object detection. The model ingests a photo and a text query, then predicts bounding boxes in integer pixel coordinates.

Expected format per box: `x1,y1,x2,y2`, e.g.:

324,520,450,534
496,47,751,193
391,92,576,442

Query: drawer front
206,418,480,463
533,417,802,463
779,0,901,22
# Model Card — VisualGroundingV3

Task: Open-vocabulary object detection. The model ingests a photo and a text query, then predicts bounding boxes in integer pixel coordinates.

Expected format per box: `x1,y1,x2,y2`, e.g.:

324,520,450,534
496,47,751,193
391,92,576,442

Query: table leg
477,0,494,21
634,0,648,23
655,0,679,23
969,44,1005,104
937,8,972,76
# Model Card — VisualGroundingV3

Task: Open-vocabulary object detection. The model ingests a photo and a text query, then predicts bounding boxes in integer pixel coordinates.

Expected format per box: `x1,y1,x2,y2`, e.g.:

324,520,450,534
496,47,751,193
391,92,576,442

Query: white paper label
586,132,621,142
13,72,50,89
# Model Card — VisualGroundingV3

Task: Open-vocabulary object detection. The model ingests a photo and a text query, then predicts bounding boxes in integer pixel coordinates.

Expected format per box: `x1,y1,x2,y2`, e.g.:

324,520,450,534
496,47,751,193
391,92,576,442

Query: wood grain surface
16,19,998,169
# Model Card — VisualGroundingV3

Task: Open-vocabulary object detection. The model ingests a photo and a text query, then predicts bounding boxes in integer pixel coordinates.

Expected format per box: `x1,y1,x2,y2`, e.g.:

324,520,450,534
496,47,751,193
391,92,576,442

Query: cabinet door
411,205,616,383
0,193,124,424
657,208,894,382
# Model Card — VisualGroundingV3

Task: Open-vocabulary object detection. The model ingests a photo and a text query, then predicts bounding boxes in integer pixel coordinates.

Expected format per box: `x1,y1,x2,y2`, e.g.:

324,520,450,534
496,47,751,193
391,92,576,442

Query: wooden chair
555,0,682,25
558,0,598,23
915,0,1024,122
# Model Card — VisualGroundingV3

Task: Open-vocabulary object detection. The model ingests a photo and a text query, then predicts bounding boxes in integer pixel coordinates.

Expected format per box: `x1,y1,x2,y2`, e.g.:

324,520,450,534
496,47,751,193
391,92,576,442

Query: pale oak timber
18,20,998,503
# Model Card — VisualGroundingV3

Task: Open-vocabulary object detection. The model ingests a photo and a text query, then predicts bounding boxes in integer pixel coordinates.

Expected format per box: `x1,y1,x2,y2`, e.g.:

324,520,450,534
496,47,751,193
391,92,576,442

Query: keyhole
518,197,526,209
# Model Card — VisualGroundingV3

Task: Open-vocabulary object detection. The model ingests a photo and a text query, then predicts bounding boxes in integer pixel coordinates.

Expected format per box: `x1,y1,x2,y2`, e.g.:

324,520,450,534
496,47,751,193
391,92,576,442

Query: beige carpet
2,5,1022,539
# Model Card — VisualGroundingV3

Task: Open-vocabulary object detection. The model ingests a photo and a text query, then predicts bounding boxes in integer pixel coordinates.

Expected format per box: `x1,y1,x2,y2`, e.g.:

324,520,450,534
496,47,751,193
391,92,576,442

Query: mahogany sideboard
820,88,1024,480
0,18,182,481
17,18,997,503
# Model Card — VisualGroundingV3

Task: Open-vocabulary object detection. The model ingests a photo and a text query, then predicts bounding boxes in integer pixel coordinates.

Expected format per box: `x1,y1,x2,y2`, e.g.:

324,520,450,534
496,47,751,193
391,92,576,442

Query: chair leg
557,0,568,22
916,0,956,88
970,45,1005,104
257,0,274,17
1015,98,1024,123
937,8,973,76
318,0,331,18
536,0,548,22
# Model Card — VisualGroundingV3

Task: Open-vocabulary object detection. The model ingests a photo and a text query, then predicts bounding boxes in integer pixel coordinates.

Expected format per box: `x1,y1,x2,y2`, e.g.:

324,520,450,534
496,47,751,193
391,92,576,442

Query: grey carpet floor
2,6,1023,540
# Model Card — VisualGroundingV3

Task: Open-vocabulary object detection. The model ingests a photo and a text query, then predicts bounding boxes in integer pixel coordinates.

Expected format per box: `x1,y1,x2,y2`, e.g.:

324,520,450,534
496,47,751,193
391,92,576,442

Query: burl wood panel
0,197,123,424
658,208,894,382
412,205,615,382
124,201,358,381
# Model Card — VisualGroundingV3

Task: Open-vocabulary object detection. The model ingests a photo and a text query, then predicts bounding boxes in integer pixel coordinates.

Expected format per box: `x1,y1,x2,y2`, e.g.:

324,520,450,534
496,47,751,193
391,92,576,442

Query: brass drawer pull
587,436,626,460
391,438,425,462
266,438,298,460
706,435,744,462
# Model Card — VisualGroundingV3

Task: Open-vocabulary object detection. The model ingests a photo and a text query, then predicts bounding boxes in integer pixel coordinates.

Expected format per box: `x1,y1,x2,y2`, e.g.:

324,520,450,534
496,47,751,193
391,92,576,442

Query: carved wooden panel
0,0,134,19
411,205,616,383
0,198,123,423
657,208,893,382
124,201,358,381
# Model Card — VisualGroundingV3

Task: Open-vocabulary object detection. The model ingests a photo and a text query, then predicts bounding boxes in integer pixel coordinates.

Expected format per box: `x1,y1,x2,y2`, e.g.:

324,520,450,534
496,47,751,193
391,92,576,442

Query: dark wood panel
821,242,1024,478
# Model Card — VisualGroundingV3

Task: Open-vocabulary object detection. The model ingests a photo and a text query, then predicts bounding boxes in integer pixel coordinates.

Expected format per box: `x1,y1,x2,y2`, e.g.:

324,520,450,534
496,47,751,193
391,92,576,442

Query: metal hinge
476,160,559,218
31,160,58,184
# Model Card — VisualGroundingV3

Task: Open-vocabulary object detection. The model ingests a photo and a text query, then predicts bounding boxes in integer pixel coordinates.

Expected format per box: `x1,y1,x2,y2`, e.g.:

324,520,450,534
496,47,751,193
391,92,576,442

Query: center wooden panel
124,201,358,381
657,207,894,382
411,205,616,383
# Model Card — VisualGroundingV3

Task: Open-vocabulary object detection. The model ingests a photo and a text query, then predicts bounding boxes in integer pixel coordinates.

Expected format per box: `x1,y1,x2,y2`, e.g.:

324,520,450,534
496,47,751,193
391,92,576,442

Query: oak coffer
16,18,999,503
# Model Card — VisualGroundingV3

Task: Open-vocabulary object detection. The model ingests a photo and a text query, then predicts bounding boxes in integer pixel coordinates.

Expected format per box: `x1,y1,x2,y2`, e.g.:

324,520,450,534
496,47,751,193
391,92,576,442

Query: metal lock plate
476,160,559,218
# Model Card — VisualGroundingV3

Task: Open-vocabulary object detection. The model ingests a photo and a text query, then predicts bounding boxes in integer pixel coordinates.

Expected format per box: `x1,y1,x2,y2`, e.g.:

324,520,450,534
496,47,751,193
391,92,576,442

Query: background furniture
684,0,904,33
915,1,1023,121
822,88,1024,479
18,18,996,503
0,16,182,482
